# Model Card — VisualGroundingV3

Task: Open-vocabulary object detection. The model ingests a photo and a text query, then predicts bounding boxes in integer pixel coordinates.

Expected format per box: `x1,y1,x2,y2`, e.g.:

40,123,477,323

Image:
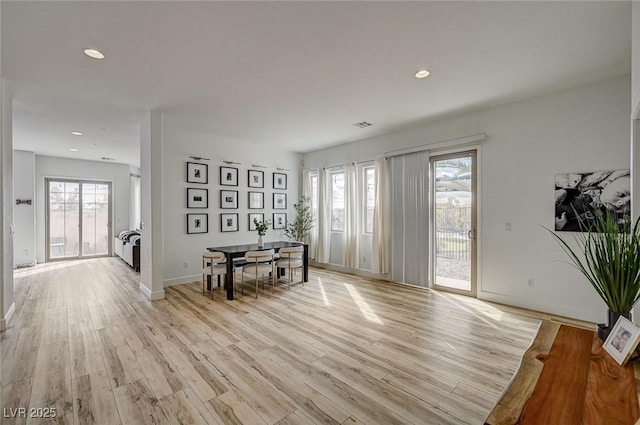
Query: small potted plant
253,218,271,248
284,196,315,242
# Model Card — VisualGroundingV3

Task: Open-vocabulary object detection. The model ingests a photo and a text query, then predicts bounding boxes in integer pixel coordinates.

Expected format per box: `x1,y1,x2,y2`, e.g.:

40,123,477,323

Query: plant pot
597,310,631,341
257,235,264,249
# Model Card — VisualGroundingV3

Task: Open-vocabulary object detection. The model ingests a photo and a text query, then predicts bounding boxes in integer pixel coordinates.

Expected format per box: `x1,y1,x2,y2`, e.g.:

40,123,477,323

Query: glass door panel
48,181,79,259
431,151,477,295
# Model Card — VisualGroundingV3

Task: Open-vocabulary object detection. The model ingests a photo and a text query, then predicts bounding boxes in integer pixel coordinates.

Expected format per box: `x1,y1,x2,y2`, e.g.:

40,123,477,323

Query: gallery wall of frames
185,161,288,235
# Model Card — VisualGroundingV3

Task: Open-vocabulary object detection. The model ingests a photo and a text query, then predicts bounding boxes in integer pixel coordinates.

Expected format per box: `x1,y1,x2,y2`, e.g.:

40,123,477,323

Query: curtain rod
384,132,486,158
316,159,374,170
130,173,141,178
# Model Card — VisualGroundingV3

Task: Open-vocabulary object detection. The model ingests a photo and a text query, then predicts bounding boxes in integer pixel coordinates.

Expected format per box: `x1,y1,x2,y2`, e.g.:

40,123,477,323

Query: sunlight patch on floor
343,283,383,325
431,290,501,329
13,260,82,278
318,277,330,306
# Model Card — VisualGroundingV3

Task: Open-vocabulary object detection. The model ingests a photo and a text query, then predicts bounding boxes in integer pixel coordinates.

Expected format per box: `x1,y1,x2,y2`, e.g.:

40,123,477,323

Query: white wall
303,75,631,323
1,79,16,330
34,155,131,263
162,115,302,286
13,150,35,266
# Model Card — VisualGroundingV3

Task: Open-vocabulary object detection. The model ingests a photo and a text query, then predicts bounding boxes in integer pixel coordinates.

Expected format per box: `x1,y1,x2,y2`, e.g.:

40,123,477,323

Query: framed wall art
220,190,238,209
273,213,287,229
273,172,287,190
249,213,264,231
187,213,208,234
221,213,239,232
248,170,264,188
248,191,264,209
187,162,208,184
187,188,208,208
220,166,238,186
273,193,287,209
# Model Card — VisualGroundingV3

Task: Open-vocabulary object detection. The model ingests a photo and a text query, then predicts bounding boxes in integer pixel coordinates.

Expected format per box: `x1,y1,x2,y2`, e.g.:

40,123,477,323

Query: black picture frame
220,190,238,209
273,213,287,229
187,162,208,184
220,166,238,186
187,213,208,234
249,213,264,231
273,172,287,190
221,213,239,232
248,191,264,209
273,193,287,209
248,170,264,188
187,188,208,208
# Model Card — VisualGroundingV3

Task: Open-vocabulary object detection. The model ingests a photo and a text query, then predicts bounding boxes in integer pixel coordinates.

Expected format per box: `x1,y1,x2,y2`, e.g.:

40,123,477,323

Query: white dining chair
241,249,275,298
275,246,304,290
202,251,226,298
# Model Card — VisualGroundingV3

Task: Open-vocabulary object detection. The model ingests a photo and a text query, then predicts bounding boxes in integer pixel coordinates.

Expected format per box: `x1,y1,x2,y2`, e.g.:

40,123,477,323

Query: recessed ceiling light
83,48,105,60
415,69,431,79
71,131,83,136
69,148,78,152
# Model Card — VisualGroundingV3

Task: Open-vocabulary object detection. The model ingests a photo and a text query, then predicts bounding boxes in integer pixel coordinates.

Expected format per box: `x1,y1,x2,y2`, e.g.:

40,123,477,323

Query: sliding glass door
430,151,477,295
46,179,112,261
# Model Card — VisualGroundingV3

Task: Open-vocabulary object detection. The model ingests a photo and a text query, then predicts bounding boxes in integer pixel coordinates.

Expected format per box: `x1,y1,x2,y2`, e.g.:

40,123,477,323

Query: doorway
46,179,112,261
430,150,477,296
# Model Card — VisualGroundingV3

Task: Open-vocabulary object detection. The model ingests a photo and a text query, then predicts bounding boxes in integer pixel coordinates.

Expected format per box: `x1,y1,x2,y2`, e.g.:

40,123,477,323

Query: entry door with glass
431,151,477,295
46,179,112,261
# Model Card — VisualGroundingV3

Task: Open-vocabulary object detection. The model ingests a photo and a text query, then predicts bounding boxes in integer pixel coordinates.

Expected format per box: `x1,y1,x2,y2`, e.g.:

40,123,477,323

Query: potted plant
284,196,314,242
253,218,271,248
547,210,640,340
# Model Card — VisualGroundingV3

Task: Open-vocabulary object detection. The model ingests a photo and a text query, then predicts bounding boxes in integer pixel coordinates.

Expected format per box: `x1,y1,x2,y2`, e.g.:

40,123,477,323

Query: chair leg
255,275,258,299
202,274,205,295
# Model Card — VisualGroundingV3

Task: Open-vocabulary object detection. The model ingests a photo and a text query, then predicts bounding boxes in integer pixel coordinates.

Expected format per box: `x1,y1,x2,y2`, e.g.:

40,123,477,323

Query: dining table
207,241,309,300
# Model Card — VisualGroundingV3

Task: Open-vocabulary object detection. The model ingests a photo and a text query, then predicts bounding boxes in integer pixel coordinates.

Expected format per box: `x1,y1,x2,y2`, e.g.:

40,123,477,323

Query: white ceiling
2,1,632,167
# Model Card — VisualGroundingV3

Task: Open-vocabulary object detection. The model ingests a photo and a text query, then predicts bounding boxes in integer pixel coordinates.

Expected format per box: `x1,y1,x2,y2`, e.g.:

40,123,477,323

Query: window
331,171,345,232
364,166,376,234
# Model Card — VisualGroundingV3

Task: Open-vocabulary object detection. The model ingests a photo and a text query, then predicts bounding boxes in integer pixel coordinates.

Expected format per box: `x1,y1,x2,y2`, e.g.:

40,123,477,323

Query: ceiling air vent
101,157,115,161
353,121,373,128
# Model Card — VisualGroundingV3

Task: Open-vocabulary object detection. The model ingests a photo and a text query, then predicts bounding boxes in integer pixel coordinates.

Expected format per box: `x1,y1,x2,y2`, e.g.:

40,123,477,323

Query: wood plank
518,325,594,425
72,370,121,425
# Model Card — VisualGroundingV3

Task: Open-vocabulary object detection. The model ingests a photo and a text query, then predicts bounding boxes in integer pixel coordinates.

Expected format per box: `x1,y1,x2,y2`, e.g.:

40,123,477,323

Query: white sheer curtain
389,151,430,286
343,163,358,268
371,156,389,274
301,169,317,260
315,168,331,263
130,173,141,230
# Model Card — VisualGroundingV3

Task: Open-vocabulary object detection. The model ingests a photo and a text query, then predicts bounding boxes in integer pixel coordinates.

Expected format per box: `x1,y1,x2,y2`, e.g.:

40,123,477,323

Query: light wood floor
1,257,545,425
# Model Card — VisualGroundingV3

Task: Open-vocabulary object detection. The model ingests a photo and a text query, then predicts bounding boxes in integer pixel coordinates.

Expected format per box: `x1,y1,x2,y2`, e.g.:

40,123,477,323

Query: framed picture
187,188,208,208
220,166,238,186
187,213,208,234
248,191,264,209
273,193,287,209
603,316,640,365
249,213,264,231
220,190,238,209
248,170,264,188
221,213,239,232
273,213,287,229
554,170,630,232
273,172,287,190
187,162,208,184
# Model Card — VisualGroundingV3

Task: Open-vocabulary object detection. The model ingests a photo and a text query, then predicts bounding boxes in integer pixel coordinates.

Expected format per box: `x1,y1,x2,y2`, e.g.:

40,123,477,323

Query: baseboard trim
1,302,16,331
309,261,389,281
163,274,200,287
138,282,165,300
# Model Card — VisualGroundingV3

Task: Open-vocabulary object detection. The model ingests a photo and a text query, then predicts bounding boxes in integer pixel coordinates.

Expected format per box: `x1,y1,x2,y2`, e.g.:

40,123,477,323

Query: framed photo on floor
221,213,239,232
249,213,264,231
248,191,264,209
220,166,238,186
603,316,640,365
220,190,238,209
273,172,287,190
273,193,287,209
187,188,208,208
273,213,287,229
187,162,208,184
248,170,264,188
187,213,208,234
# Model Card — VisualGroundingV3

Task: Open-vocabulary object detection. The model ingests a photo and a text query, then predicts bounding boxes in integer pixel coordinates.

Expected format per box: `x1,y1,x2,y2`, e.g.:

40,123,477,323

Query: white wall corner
138,282,165,300
0,302,15,331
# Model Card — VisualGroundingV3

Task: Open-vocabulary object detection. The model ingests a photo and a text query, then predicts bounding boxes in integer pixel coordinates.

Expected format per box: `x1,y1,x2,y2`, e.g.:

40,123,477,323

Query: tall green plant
285,196,314,241
547,211,640,314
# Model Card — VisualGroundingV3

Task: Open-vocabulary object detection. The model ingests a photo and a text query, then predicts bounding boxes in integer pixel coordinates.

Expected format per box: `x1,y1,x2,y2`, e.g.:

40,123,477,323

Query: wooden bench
485,321,639,425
